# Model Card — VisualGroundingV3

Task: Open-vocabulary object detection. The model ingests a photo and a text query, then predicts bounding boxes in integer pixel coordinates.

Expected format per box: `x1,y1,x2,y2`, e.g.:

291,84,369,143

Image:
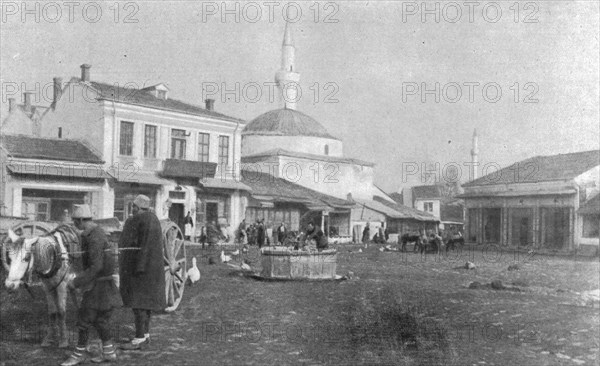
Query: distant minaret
471,129,479,179
275,22,300,110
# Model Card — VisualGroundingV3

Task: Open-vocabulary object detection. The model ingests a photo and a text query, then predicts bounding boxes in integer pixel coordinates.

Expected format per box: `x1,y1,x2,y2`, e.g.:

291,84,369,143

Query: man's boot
91,343,117,363
119,337,149,350
60,347,88,366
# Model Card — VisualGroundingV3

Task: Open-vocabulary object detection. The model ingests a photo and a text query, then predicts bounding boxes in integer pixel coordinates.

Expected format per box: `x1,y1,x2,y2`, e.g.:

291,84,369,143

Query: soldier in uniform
118,195,167,350
62,204,122,366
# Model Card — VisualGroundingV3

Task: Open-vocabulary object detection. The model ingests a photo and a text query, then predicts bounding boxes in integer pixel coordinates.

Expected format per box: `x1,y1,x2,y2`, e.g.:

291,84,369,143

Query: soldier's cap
133,195,151,209
72,204,92,219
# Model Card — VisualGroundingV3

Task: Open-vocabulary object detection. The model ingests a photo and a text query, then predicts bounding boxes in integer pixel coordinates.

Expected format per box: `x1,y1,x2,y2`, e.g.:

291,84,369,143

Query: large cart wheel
2,221,57,272
161,220,186,313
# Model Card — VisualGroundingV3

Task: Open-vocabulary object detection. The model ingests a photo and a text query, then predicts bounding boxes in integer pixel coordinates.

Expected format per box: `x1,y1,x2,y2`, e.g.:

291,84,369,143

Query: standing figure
183,211,194,241
238,219,247,244
119,195,167,350
62,204,122,366
277,222,287,245
362,223,371,246
378,224,386,244
199,226,207,248
256,220,265,248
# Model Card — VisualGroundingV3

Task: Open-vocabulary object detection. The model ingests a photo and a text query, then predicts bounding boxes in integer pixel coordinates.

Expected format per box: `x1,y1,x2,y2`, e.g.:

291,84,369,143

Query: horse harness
22,230,71,293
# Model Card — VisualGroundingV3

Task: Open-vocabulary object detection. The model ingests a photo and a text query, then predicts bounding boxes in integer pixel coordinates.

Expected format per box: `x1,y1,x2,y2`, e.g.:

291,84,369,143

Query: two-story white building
38,64,249,232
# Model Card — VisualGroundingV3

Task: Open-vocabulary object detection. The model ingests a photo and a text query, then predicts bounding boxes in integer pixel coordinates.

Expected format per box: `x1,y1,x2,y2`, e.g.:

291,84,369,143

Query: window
198,133,210,162
22,200,50,221
120,121,134,156
171,129,187,159
157,90,167,100
583,215,600,238
423,202,434,212
144,125,157,158
218,136,229,166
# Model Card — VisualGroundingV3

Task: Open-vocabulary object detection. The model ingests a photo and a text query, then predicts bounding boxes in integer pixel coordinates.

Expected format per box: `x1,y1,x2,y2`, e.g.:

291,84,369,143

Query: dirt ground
1,243,599,366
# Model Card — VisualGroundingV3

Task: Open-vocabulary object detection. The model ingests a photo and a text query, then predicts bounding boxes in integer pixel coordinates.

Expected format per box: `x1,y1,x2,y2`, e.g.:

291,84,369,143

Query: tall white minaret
471,129,479,179
275,22,300,110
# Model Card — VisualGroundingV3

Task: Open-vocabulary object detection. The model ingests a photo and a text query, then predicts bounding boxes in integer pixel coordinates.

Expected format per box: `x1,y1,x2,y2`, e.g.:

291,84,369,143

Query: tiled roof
243,109,338,139
412,185,444,199
242,148,375,167
240,170,354,209
0,134,103,164
371,196,439,222
464,150,600,187
579,194,600,215
89,81,243,123
388,192,404,205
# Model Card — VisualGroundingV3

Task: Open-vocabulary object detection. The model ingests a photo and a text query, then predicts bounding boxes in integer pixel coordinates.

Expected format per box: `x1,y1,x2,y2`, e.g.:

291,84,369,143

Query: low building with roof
0,134,111,220
460,150,599,252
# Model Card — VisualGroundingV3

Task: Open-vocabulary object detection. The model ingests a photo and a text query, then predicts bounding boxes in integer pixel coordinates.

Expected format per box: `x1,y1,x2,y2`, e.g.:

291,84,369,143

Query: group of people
61,194,168,365
238,219,287,248
361,222,390,244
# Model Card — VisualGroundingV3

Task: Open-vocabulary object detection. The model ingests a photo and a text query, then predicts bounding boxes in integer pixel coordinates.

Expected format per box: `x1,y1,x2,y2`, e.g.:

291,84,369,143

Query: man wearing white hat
62,204,122,366
118,194,166,350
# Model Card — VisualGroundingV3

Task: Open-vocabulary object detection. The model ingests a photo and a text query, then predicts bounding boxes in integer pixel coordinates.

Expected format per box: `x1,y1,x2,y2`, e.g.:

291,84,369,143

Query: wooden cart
1,218,187,313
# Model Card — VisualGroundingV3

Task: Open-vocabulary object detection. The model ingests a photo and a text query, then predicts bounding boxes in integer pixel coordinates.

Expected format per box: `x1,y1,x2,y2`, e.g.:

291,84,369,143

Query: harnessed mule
4,224,80,348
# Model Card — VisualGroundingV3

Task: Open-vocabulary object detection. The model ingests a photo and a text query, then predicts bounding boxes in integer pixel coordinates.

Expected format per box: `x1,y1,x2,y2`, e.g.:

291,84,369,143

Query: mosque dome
242,108,338,140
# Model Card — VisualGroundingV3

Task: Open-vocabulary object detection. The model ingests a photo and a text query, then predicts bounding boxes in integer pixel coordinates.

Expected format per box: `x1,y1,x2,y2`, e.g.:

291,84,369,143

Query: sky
1,1,599,192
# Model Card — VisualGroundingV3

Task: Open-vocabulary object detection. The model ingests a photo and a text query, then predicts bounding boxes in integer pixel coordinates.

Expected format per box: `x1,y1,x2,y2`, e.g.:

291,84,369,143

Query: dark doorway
509,208,533,246
205,202,218,226
483,208,501,243
543,208,569,249
169,203,185,233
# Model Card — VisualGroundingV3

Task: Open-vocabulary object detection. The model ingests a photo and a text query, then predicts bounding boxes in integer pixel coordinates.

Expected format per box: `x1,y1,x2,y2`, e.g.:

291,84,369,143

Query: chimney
8,98,16,112
80,64,91,82
23,92,33,112
53,77,63,105
205,99,214,111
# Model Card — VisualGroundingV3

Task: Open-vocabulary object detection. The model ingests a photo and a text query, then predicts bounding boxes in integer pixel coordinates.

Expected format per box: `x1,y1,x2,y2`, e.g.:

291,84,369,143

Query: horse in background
3,224,80,348
399,233,423,252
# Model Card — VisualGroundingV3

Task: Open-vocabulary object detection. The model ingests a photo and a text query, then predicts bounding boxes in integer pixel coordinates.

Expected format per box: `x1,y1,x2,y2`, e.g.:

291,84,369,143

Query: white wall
415,199,441,220
242,135,343,157
41,82,105,158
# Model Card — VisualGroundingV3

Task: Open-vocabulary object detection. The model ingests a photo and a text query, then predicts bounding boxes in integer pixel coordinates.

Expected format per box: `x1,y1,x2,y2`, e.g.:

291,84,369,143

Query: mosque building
240,23,438,240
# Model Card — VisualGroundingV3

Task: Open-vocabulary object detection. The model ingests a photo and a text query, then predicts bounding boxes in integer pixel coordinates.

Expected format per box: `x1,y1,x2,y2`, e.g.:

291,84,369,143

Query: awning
306,204,332,212
198,178,252,191
108,169,175,186
458,188,577,198
7,161,110,179
247,196,275,208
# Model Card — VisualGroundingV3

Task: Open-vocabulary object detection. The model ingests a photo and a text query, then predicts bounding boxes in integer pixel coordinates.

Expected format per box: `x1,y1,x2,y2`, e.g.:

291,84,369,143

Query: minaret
471,129,479,179
275,22,300,110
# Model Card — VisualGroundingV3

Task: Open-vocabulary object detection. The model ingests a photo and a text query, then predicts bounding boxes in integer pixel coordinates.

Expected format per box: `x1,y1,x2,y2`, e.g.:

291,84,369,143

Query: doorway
169,203,185,233
483,208,501,243
542,208,569,249
510,208,533,246
205,202,218,226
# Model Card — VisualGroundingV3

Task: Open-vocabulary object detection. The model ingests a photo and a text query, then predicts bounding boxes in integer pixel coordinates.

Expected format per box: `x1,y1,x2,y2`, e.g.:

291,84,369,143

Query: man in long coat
62,204,122,366
119,195,166,350
256,219,265,248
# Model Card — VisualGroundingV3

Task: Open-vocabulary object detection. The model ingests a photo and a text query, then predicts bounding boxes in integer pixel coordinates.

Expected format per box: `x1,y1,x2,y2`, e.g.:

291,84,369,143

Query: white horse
3,225,79,348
